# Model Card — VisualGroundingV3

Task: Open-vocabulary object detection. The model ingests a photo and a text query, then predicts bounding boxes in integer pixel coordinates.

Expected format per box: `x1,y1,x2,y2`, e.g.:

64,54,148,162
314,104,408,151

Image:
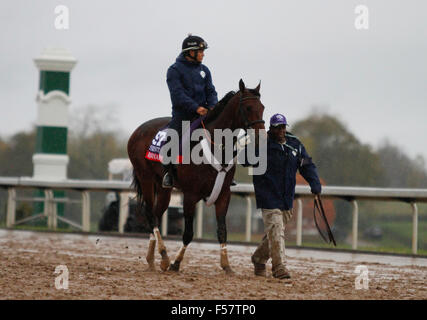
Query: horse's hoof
168,262,180,272
144,265,156,272
223,266,235,275
159,249,171,271
160,257,171,271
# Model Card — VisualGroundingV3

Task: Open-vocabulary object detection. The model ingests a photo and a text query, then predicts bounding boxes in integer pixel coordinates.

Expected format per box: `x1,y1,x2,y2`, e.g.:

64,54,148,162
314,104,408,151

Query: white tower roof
34,47,77,72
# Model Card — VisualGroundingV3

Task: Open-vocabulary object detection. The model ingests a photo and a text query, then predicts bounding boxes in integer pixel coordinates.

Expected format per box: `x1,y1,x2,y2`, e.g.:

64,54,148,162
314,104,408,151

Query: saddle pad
145,116,206,163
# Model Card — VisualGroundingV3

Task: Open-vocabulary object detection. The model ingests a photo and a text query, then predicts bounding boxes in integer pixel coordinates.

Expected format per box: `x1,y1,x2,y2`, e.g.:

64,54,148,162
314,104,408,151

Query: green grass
358,220,427,253
0,221,100,233
11,224,76,233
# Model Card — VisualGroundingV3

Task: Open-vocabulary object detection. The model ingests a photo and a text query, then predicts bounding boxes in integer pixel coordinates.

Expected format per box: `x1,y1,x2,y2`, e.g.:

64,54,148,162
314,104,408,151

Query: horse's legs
152,185,172,271
146,233,156,271
215,191,233,274
169,195,196,272
139,177,157,271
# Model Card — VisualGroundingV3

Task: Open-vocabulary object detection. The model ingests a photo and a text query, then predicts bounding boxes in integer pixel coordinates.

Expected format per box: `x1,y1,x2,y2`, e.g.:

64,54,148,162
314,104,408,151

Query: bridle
201,91,265,147
238,92,265,130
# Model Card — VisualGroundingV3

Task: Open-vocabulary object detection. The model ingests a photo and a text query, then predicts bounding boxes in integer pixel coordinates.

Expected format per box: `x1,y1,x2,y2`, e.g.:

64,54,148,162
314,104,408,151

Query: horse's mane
204,91,236,123
205,89,261,122
204,89,261,123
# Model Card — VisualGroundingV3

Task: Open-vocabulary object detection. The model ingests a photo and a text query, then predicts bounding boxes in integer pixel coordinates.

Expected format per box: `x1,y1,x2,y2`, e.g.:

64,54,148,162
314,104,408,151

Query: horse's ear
254,80,261,94
239,79,245,92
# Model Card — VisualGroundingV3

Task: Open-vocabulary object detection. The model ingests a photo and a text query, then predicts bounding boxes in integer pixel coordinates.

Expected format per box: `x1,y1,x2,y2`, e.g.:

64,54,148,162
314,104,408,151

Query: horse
127,79,266,274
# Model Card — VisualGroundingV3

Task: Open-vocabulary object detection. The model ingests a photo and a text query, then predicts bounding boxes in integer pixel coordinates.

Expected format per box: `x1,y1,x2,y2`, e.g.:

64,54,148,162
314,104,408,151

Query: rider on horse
162,34,218,188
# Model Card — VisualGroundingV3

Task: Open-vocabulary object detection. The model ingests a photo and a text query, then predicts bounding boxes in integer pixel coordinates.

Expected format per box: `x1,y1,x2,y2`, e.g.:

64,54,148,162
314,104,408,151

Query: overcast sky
1,0,426,160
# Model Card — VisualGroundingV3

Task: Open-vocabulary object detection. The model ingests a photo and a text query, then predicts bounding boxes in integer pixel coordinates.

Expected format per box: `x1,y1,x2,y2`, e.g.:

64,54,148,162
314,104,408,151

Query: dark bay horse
127,79,266,274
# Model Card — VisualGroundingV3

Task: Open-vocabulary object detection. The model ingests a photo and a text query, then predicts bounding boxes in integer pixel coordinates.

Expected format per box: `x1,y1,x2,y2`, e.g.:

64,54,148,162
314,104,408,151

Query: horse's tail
131,168,142,203
131,168,145,215
131,168,154,230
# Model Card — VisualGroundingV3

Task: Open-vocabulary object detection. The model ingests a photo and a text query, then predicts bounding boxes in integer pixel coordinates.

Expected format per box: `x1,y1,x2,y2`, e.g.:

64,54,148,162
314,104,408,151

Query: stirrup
162,173,173,188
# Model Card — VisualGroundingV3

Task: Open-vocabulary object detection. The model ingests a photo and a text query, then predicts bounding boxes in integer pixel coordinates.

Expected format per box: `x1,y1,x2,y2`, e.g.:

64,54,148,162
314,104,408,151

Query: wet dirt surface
0,230,425,300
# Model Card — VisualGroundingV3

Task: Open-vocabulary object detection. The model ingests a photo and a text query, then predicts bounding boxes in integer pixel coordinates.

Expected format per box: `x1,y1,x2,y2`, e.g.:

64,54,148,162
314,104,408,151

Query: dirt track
0,230,425,300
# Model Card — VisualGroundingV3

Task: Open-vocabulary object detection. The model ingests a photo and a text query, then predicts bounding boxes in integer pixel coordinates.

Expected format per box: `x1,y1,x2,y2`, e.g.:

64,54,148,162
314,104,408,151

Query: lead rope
313,195,337,246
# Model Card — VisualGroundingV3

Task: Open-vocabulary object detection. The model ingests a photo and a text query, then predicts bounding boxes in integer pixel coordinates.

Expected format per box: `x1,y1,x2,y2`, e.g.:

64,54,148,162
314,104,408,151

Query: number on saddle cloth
145,127,169,163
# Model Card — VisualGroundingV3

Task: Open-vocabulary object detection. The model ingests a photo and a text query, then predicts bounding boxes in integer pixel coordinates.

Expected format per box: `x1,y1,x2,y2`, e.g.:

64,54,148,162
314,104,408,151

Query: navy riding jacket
253,132,322,210
166,53,218,122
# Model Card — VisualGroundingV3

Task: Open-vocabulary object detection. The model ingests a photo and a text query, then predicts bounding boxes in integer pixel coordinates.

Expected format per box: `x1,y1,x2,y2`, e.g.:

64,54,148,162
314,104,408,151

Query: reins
201,118,221,148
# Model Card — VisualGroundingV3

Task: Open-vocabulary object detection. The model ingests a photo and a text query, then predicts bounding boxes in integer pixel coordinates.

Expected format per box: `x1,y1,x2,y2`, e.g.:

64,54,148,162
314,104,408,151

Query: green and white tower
33,48,77,180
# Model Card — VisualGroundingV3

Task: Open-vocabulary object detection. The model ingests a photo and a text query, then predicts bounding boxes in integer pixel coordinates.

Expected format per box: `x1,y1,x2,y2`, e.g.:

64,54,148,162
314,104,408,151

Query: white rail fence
1,177,426,254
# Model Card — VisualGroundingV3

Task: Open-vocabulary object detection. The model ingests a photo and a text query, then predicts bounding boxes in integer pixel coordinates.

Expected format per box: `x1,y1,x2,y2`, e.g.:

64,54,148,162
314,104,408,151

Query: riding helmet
182,34,208,53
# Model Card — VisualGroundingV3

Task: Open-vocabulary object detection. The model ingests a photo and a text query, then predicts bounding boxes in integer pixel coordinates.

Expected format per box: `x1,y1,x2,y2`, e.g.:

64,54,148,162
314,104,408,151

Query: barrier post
118,192,130,234
351,200,359,250
196,200,203,238
52,200,58,230
6,188,16,227
411,202,418,254
245,196,252,242
81,191,91,232
45,190,54,229
296,198,303,246
161,210,168,237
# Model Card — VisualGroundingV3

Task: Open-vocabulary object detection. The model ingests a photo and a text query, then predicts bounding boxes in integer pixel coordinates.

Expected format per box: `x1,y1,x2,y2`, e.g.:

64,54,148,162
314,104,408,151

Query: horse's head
203,79,267,147
230,79,267,144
